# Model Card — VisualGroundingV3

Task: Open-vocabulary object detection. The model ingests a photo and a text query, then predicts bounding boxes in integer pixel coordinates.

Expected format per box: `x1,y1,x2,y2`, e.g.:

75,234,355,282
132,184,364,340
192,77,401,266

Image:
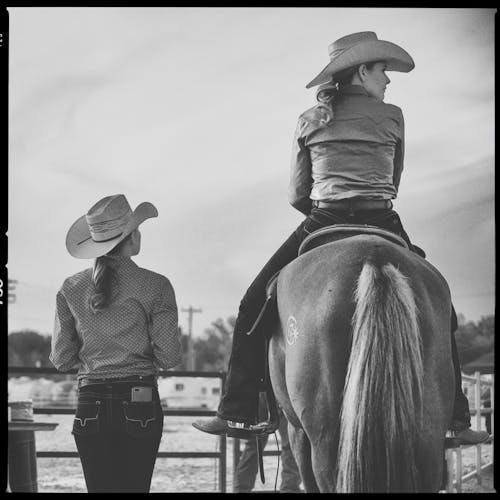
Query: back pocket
122,401,160,439
72,401,101,436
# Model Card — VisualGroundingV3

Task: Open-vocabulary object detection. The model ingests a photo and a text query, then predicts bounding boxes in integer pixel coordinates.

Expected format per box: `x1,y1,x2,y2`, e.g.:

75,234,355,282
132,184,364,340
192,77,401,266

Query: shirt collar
338,84,369,97
107,255,137,269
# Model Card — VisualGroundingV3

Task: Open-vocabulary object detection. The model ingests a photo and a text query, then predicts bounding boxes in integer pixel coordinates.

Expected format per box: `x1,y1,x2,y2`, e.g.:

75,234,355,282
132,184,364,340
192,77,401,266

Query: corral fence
444,371,494,493
8,366,494,493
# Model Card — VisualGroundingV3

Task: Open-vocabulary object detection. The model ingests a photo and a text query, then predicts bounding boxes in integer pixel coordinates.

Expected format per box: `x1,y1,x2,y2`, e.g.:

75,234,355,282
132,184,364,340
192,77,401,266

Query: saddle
247,224,411,339
298,223,409,256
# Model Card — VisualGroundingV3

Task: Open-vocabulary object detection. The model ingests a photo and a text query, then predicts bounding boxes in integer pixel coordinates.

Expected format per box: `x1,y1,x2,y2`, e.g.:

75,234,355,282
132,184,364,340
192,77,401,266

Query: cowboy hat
66,194,158,259
306,31,414,89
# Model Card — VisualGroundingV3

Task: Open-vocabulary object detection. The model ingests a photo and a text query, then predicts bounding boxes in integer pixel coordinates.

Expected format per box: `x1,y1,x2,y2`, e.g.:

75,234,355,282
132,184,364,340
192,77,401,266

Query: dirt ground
460,464,495,493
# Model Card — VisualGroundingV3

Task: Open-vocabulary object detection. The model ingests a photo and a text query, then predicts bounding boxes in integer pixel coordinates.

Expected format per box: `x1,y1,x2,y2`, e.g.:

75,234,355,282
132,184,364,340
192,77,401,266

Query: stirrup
227,419,278,439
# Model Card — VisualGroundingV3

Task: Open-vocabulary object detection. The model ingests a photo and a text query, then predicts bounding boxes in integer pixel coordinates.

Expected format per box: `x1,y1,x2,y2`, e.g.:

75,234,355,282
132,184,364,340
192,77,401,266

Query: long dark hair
88,233,132,313
316,61,380,105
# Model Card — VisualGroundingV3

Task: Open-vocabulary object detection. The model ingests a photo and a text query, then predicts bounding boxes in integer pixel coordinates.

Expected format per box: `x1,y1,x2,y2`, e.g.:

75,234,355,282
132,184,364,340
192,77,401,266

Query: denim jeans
72,380,164,493
218,207,471,428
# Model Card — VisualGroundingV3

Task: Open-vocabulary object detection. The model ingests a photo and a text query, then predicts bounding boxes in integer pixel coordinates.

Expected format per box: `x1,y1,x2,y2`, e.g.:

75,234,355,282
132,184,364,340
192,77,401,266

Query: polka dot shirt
50,256,182,382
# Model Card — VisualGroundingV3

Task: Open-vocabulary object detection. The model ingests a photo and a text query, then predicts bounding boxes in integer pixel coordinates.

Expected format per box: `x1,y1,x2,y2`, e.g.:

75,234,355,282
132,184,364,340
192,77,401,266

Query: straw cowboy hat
306,31,415,89
66,194,158,259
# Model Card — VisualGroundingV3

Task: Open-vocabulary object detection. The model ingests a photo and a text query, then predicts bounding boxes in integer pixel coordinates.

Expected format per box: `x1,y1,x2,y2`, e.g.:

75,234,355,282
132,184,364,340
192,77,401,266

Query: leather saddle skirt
298,223,409,257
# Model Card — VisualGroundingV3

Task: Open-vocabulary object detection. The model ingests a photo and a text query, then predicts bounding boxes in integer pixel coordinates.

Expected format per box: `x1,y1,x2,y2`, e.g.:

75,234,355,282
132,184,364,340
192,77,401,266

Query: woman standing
51,194,182,492
193,32,489,446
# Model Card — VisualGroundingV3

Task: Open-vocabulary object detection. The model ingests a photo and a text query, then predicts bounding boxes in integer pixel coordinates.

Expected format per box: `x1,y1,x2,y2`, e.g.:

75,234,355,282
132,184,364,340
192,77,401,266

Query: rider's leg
362,210,488,443
193,220,307,436
449,307,490,444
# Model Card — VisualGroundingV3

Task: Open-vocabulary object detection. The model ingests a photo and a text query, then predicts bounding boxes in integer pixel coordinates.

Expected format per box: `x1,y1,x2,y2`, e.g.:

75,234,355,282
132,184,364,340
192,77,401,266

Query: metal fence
445,371,494,493
9,366,493,493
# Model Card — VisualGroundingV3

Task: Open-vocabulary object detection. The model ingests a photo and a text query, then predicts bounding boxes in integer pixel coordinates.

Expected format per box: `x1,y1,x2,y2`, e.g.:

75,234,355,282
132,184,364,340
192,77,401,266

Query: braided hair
88,233,132,313
316,61,380,104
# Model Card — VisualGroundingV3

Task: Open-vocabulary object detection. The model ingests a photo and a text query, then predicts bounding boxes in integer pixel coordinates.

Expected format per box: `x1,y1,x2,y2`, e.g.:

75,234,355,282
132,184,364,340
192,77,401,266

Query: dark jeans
234,405,301,493
217,207,471,429
72,380,164,493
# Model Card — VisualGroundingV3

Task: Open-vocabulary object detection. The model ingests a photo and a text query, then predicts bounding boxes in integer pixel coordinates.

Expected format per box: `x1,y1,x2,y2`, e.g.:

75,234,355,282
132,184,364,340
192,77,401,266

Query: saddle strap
246,295,273,336
257,436,266,484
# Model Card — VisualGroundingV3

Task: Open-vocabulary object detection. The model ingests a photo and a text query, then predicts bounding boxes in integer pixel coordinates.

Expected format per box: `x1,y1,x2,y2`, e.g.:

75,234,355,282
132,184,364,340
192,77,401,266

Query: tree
193,316,235,371
8,330,52,367
455,314,494,365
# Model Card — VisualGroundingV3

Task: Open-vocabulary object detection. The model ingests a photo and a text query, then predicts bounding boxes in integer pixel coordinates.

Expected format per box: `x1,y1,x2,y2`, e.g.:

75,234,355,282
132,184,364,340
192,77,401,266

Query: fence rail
445,371,494,493
9,366,494,493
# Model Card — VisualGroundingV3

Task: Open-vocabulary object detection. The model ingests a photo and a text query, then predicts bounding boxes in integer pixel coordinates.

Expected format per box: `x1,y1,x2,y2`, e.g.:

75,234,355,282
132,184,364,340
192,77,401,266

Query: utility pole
8,279,18,304
181,306,202,371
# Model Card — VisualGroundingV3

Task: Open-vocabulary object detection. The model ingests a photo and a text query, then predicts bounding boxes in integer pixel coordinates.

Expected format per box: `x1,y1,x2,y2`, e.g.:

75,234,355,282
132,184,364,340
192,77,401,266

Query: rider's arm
289,117,313,216
392,110,405,192
149,276,182,370
50,286,81,372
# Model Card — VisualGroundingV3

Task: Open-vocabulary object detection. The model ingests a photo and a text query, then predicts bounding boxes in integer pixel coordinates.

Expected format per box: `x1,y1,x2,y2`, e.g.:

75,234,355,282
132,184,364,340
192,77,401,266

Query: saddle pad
298,224,409,257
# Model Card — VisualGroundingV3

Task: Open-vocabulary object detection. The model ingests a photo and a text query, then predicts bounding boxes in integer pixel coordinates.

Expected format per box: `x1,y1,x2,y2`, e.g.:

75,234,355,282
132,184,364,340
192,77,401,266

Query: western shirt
50,256,182,382
289,84,405,215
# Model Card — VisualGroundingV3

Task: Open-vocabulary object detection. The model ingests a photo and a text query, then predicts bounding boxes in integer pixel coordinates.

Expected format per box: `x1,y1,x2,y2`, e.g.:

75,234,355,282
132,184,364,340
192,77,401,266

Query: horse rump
336,260,424,492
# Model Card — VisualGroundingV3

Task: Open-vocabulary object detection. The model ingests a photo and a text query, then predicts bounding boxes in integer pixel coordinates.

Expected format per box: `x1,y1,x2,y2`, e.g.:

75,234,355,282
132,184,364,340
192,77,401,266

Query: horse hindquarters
271,255,354,492
336,261,424,493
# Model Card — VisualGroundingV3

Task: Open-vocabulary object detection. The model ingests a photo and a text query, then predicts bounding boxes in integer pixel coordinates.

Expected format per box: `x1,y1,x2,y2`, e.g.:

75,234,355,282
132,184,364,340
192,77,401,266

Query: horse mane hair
336,261,424,492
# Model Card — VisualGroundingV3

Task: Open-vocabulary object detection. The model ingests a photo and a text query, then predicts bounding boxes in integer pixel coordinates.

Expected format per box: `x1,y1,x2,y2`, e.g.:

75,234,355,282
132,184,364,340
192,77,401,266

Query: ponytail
88,233,132,313
316,61,381,105
316,84,339,105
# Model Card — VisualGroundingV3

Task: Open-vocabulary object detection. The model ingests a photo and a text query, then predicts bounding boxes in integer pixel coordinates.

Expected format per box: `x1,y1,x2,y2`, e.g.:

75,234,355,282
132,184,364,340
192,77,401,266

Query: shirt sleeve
149,277,182,369
392,110,405,192
288,117,313,215
50,289,81,372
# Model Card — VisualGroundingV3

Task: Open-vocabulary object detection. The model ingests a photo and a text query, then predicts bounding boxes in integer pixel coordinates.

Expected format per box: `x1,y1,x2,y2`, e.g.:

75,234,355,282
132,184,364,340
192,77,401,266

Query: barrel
8,430,38,492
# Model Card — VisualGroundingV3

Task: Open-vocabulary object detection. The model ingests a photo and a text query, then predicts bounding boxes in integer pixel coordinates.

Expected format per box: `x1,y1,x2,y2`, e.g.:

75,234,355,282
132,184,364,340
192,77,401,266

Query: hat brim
66,201,158,259
306,40,415,89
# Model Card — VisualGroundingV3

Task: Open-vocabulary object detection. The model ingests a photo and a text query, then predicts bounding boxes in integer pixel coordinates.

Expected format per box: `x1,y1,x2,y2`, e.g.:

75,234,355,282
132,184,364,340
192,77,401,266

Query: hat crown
86,194,131,224
328,31,378,59
85,194,132,242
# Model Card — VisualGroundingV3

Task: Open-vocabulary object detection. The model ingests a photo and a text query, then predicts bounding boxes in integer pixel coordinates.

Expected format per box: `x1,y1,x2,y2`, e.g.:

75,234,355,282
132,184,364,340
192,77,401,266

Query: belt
314,199,392,211
78,374,156,389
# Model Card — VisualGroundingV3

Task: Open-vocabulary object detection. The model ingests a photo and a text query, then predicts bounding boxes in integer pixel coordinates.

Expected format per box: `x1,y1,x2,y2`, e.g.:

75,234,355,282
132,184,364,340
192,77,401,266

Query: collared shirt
289,84,405,215
50,256,182,382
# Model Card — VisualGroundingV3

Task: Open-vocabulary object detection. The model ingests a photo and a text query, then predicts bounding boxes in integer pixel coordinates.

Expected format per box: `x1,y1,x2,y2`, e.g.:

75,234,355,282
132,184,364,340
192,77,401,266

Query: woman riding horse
193,32,488,446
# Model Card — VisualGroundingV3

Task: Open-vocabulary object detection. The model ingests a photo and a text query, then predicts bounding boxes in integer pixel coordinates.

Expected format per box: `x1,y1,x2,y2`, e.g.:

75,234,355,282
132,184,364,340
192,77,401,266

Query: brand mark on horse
286,316,299,346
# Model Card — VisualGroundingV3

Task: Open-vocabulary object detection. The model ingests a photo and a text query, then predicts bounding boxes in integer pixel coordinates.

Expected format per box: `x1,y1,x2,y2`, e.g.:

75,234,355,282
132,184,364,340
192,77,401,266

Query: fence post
491,378,494,460
474,371,482,485
445,447,455,492
219,434,227,493
233,437,241,489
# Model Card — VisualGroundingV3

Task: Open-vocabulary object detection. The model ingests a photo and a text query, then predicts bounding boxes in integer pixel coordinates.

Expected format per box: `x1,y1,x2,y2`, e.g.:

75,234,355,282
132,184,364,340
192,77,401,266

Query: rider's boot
192,393,279,439
450,421,490,445
193,278,280,440
447,307,490,445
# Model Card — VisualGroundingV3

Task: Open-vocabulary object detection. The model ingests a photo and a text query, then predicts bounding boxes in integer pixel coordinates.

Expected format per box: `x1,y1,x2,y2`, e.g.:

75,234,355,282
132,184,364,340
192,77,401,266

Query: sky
6,7,495,338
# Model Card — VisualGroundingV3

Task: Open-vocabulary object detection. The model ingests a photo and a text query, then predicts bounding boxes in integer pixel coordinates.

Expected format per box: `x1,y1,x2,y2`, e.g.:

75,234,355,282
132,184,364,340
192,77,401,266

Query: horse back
271,235,455,492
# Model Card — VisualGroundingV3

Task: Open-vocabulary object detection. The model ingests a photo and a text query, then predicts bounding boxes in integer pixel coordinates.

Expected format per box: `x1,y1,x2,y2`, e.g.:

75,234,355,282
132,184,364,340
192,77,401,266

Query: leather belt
314,199,392,211
78,374,156,389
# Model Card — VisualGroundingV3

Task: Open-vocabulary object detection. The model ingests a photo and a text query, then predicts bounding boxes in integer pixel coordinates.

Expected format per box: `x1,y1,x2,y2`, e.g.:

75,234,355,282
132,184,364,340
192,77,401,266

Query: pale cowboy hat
66,194,158,259
306,31,415,89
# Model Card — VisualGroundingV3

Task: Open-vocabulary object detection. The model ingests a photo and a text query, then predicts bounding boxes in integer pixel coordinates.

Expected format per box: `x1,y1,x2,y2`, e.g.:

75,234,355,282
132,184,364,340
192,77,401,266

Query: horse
268,228,455,493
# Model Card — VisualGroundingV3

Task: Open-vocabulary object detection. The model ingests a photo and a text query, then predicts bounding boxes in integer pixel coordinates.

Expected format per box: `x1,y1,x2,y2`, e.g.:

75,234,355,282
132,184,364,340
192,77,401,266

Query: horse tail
336,261,424,492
